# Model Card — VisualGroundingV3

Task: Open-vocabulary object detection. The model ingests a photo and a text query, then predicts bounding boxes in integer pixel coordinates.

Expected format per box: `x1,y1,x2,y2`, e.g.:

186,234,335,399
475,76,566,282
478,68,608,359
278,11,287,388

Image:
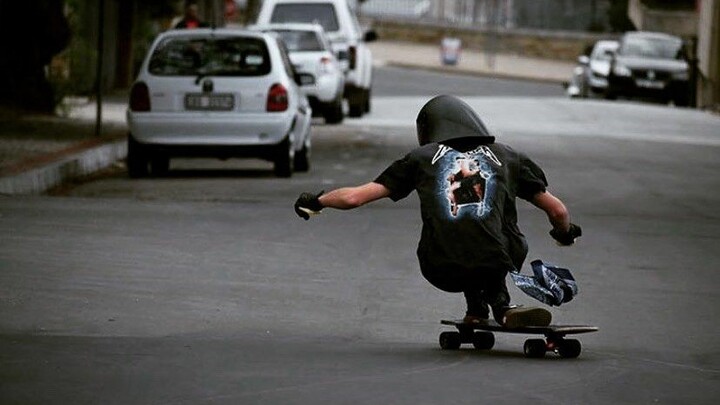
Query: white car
567,40,619,98
126,29,312,178
252,23,345,124
256,0,377,118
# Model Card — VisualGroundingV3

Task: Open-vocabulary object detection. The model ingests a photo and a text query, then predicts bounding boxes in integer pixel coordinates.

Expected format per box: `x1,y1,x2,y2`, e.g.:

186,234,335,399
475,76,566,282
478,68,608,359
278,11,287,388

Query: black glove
550,223,582,246
294,191,324,220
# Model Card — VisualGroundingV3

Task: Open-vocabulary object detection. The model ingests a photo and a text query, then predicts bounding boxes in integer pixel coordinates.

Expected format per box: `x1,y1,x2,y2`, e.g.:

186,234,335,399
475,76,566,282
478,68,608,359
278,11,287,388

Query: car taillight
267,83,288,112
348,46,357,70
129,82,150,112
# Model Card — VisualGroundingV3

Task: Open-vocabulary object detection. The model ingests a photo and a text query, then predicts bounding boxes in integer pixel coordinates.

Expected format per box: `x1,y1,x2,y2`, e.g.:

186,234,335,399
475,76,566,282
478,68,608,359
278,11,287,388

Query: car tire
673,94,690,107
364,88,371,113
294,138,310,172
273,135,294,178
127,135,149,178
348,100,363,118
150,155,170,177
323,96,344,124
347,87,364,118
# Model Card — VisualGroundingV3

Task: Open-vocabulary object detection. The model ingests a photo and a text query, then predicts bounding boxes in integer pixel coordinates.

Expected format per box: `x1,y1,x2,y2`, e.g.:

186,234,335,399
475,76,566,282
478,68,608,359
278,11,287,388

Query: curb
0,138,127,195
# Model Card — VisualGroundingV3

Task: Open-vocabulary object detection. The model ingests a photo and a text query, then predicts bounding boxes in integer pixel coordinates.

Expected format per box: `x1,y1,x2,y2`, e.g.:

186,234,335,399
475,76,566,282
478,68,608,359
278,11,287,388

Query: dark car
606,31,690,106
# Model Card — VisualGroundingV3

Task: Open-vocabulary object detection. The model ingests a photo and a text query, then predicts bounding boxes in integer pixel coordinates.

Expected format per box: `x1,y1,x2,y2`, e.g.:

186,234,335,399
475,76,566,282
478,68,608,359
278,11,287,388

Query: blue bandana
510,260,578,306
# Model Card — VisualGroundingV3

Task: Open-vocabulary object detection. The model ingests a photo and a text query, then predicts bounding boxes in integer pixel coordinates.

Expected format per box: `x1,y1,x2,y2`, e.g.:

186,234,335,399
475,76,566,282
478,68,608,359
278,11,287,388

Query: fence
359,0,611,32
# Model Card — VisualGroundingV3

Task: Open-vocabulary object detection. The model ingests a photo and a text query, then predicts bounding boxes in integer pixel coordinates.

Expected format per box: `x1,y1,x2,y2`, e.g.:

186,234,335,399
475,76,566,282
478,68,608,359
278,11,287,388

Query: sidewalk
0,41,574,195
0,95,128,195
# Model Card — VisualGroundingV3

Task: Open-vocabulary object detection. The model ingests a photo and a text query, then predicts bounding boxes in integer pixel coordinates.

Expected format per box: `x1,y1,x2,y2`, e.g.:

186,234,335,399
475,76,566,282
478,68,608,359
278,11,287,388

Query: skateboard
440,319,598,358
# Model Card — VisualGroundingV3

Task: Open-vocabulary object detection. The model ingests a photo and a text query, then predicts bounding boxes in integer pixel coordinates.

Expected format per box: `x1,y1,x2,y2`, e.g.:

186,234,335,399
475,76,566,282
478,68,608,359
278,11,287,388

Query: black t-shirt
374,139,547,275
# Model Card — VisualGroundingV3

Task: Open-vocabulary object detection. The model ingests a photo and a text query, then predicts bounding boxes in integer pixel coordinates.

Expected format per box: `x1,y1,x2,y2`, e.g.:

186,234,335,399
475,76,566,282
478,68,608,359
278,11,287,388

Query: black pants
463,279,510,320
421,264,511,320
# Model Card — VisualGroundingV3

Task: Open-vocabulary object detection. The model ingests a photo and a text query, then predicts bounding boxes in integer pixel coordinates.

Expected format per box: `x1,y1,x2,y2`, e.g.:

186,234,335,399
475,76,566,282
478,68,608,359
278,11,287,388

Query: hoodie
374,95,548,293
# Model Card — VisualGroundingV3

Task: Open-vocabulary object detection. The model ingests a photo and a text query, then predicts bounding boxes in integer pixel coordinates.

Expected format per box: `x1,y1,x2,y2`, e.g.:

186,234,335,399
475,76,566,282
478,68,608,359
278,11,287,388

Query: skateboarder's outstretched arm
294,182,391,219
531,191,582,245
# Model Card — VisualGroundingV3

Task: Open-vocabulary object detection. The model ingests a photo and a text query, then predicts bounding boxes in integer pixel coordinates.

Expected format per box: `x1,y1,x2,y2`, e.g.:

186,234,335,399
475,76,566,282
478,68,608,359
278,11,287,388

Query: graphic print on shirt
433,145,502,219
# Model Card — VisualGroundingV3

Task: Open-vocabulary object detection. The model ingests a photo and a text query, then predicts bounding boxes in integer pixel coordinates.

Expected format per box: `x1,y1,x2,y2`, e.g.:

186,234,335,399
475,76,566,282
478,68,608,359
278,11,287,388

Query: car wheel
323,96,344,124
364,88,371,113
273,135,294,178
127,135,149,178
150,155,170,177
348,100,364,118
348,87,364,118
673,94,690,107
294,137,310,172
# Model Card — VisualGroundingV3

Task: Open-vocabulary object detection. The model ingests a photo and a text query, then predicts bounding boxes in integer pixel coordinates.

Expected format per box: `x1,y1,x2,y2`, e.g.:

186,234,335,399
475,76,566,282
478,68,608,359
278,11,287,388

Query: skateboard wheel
524,339,546,358
557,339,582,358
471,332,495,350
439,331,462,350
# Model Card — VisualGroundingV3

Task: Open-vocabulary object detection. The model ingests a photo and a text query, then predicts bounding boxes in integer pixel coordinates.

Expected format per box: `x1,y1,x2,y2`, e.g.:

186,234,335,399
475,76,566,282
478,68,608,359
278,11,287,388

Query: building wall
628,0,698,37
697,0,720,109
367,19,613,61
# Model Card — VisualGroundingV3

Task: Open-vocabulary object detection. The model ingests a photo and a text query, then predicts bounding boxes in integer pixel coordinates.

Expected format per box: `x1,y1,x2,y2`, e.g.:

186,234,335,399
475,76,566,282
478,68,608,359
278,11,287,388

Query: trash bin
441,37,461,66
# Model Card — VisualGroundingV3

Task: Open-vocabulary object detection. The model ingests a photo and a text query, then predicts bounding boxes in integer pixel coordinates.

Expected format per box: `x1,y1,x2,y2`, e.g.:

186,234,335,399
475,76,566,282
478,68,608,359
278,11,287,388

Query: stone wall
366,18,617,61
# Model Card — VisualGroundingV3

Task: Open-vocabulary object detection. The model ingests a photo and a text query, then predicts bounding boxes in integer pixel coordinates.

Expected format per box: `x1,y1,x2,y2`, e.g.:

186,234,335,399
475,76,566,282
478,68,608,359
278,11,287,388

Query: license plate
635,79,665,89
185,93,234,111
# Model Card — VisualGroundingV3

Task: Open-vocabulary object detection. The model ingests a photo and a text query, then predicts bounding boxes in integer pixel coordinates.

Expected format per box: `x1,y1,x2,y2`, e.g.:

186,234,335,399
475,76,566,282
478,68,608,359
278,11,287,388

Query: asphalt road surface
372,65,565,97
1,67,719,404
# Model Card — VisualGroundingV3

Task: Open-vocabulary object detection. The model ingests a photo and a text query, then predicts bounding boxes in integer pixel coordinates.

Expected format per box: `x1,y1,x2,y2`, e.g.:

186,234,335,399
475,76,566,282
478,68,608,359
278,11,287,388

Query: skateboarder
294,95,581,328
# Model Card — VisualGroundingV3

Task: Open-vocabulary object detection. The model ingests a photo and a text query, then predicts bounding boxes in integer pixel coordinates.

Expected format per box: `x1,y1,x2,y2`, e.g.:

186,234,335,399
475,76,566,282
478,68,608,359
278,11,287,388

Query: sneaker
502,307,552,328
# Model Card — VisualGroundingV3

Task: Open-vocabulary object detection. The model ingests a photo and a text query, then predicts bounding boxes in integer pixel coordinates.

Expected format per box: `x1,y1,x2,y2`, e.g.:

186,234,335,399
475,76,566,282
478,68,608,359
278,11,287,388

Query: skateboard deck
439,319,598,358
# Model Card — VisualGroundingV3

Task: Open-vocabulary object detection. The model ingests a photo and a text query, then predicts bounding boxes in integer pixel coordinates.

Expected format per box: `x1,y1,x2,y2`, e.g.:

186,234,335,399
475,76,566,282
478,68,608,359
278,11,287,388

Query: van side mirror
577,55,590,65
364,30,378,43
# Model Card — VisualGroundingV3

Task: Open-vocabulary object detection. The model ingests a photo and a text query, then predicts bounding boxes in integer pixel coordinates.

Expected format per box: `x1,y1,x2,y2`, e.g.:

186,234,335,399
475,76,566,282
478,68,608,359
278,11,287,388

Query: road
1,67,720,404
372,65,565,97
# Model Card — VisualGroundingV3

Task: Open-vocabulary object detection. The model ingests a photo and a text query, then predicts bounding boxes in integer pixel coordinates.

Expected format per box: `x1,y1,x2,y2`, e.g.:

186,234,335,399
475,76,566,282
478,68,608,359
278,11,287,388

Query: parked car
256,0,377,118
252,23,345,124
606,31,690,106
126,29,312,178
567,40,619,98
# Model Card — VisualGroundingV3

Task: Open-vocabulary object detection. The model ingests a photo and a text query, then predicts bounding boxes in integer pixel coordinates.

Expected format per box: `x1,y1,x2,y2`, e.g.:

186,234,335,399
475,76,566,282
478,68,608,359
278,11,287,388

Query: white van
256,0,377,117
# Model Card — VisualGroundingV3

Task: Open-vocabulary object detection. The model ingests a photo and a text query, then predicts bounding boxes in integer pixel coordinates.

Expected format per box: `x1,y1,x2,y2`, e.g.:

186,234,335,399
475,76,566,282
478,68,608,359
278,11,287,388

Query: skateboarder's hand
550,223,582,246
294,191,324,220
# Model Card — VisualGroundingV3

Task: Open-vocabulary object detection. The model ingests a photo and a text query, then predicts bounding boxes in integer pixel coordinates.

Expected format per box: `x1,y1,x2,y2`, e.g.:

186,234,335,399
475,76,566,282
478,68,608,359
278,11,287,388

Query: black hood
416,95,495,146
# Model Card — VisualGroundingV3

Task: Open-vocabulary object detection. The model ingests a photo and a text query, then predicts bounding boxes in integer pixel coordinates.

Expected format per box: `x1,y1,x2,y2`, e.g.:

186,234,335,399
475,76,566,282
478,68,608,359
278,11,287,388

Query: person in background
175,0,209,29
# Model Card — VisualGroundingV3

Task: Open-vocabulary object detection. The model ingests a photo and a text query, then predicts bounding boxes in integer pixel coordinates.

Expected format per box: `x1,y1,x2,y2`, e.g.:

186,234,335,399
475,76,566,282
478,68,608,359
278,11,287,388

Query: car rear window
270,3,339,33
620,36,683,60
274,30,324,52
148,36,271,76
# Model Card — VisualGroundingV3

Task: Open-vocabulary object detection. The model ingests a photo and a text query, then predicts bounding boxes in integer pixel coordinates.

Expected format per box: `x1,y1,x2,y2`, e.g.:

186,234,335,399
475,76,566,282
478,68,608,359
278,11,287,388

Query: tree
0,0,70,113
